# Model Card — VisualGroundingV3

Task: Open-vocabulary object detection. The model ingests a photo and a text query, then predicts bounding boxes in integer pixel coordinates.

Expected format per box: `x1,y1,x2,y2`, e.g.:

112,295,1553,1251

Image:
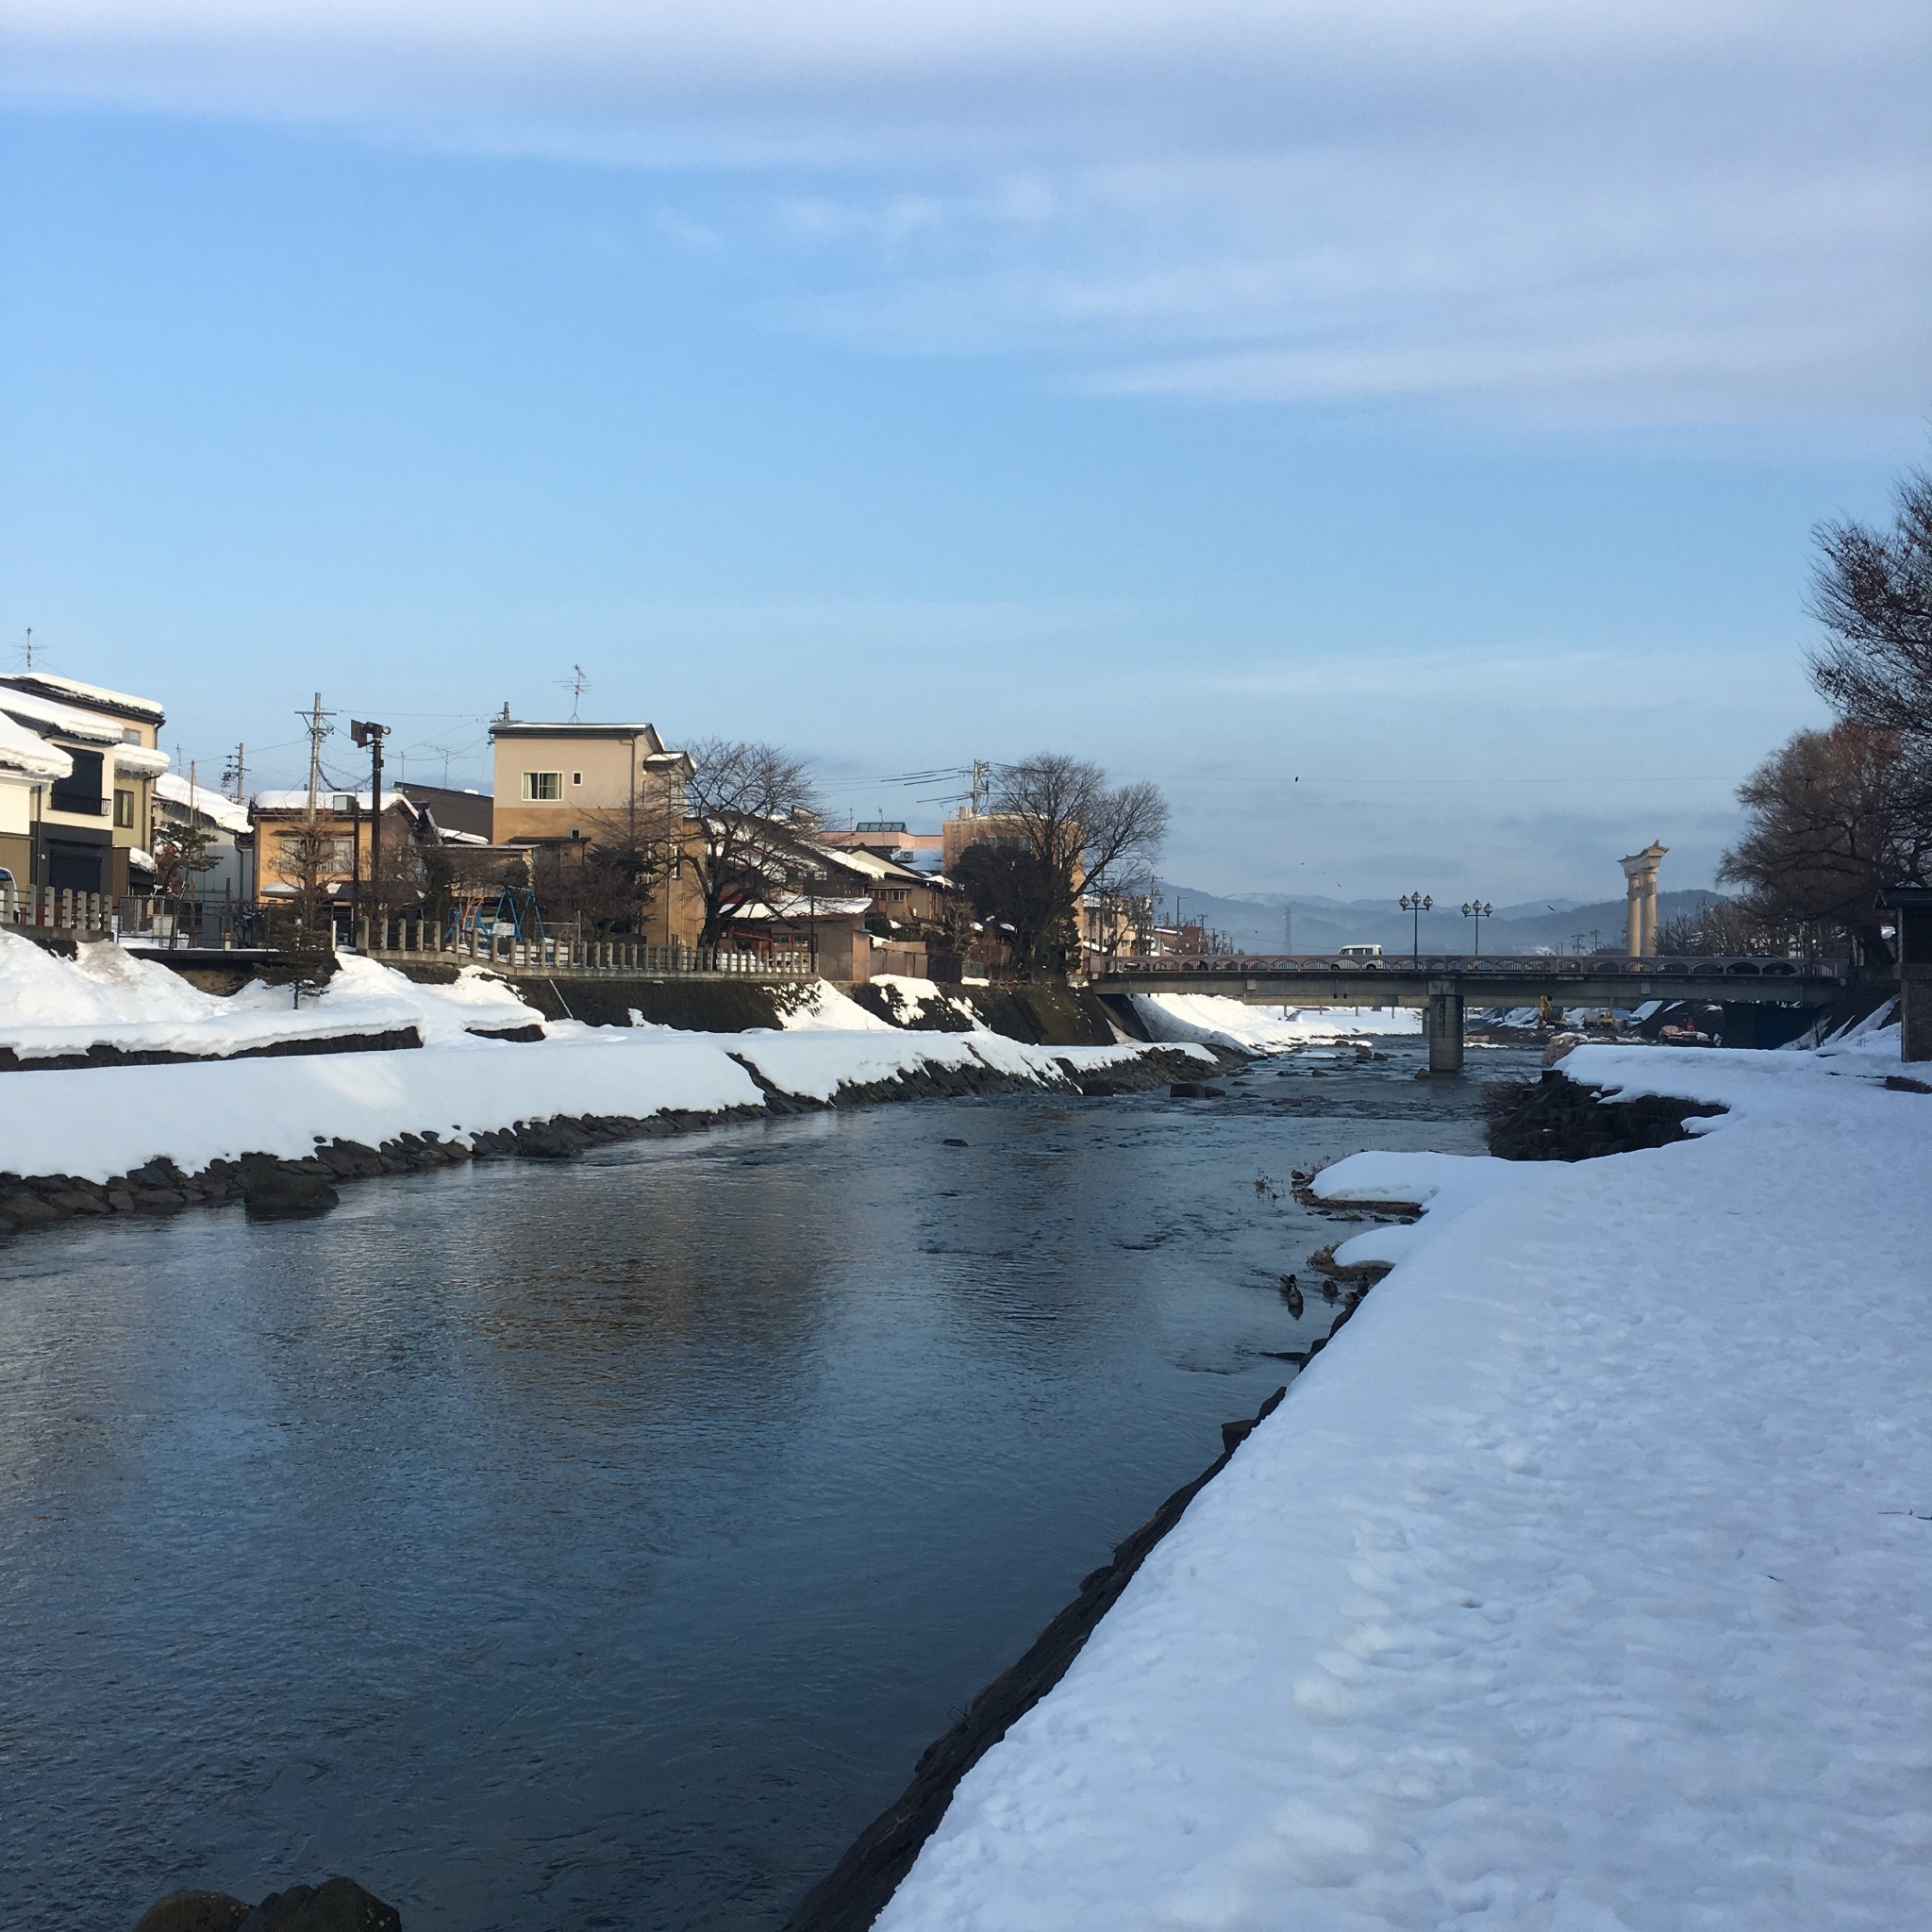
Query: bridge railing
1093,954,1851,982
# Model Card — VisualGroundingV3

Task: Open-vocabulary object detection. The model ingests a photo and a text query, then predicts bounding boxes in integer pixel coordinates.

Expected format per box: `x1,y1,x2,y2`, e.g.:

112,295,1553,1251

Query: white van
1338,942,1383,958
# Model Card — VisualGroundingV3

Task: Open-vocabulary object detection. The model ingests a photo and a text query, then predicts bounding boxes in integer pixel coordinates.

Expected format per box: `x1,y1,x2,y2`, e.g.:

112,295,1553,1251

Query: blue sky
2,2,1927,901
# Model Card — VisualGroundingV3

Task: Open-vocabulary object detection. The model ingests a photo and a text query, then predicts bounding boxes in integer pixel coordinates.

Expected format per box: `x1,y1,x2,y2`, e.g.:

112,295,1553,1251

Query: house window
277,832,353,874
113,789,135,828
572,772,583,786
49,748,105,817
121,727,142,744
522,771,563,801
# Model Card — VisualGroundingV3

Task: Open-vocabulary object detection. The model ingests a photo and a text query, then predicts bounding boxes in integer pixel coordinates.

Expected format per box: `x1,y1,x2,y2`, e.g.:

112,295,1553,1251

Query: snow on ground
226,952,545,1047
735,1026,1155,1105
866,974,980,1027
876,1040,1932,1932
0,955,1200,1178
0,934,544,1059
773,978,898,1031
1133,991,1421,1052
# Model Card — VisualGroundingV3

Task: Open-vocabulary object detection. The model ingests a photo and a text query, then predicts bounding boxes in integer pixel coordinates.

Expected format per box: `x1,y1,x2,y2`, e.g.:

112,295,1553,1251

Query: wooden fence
0,884,114,936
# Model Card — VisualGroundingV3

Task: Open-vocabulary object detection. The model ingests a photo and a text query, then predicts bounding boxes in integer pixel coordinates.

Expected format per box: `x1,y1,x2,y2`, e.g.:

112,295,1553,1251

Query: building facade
0,674,169,897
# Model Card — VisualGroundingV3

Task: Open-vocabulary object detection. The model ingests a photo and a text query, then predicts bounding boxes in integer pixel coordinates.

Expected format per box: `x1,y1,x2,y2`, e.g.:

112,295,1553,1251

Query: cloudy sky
3,0,1927,900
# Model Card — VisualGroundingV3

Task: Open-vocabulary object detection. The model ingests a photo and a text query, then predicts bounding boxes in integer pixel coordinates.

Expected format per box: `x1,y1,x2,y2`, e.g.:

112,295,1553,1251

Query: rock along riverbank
0,1026,1228,1242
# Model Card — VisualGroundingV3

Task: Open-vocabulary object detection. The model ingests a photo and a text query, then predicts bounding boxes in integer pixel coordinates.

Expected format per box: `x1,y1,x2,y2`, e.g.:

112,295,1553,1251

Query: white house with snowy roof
0,674,170,898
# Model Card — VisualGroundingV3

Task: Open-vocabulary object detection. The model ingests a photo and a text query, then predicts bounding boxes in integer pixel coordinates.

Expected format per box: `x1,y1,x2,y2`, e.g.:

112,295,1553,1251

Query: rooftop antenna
562,664,590,722
12,626,38,671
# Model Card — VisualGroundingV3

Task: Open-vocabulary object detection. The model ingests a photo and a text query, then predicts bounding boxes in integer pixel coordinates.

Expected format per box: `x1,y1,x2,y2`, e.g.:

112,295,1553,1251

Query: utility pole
970,758,991,817
294,696,336,937
300,694,334,826
223,742,247,805
352,718,391,934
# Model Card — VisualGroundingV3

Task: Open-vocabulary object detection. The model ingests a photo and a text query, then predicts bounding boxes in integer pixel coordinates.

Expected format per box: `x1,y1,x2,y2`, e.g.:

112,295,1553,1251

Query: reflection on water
0,1041,1524,1931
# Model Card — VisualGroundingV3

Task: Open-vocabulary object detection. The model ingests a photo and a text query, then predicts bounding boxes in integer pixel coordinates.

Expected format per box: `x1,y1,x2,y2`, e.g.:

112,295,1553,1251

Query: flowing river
0,1034,1535,1931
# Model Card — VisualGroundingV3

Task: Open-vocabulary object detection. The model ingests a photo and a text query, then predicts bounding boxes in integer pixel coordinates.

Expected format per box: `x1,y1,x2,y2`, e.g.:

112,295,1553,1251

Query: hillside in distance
1157,883,1724,957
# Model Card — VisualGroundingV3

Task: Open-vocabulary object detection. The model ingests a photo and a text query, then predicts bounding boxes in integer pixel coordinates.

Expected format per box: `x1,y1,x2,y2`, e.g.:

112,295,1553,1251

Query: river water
0,1036,1531,1931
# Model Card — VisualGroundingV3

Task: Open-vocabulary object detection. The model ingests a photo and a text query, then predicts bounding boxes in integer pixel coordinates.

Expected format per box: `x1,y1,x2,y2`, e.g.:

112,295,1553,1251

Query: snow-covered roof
128,847,156,873
809,841,927,885
733,894,874,921
0,686,124,746
0,708,73,782
252,788,420,816
0,672,165,725
155,772,252,835
112,742,170,777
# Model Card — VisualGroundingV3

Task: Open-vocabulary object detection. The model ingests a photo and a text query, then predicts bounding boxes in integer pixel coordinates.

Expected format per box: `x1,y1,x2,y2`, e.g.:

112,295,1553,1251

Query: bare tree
957,754,1168,975
527,808,672,939
1656,898,1795,958
1719,723,1932,963
1807,463,1932,737
682,738,821,946
272,824,349,934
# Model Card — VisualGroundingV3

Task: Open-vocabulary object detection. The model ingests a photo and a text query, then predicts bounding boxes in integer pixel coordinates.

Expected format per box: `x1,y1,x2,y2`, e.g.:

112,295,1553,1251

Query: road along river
0,1035,1536,1931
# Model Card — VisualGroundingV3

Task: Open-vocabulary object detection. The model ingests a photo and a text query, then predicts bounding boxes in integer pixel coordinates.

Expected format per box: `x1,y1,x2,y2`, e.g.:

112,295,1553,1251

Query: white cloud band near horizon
6,0,1927,431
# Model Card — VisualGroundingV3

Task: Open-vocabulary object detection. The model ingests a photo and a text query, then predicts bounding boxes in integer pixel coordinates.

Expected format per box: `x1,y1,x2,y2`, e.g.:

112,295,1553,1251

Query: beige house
489,714,703,944
489,717,691,846
251,789,429,927
0,674,169,897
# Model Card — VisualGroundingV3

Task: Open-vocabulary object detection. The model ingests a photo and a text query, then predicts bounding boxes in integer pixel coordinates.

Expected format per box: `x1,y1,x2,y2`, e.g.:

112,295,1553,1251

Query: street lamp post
1461,899,1493,957
1399,891,1432,960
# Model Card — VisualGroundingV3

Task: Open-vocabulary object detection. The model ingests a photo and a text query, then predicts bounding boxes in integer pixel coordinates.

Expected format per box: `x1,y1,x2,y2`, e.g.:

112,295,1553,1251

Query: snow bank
867,974,979,1027
773,978,898,1031
1132,991,1420,1052
876,1043,1932,1931
0,1013,1187,1182
0,936,543,1060
226,954,544,1048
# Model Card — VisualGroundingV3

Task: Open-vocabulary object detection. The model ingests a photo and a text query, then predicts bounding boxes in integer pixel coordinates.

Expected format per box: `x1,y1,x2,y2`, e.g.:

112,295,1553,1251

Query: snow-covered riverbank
874,1035,1932,1931
0,938,1201,1188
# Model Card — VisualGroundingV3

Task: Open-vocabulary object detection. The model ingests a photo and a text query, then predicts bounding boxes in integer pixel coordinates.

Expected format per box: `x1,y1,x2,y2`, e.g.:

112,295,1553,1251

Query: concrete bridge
1091,954,1860,1072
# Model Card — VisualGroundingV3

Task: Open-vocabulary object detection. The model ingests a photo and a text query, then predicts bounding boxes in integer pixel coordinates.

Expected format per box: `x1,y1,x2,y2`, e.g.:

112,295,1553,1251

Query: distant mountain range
1158,883,1723,958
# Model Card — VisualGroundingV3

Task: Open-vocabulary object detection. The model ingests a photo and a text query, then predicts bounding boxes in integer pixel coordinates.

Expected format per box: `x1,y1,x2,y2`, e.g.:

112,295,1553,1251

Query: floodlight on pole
350,719,391,937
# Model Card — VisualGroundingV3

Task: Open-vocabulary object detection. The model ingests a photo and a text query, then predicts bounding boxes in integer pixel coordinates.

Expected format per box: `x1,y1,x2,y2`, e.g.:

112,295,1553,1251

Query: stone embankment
787,1159,1405,1930
0,1044,1223,1241
133,1875,400,1932
785,1381,1292,1932
1483,1068,1725,1160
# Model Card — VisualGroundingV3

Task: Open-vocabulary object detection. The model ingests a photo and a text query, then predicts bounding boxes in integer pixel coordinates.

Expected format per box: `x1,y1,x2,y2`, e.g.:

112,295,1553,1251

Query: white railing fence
358,917,813,979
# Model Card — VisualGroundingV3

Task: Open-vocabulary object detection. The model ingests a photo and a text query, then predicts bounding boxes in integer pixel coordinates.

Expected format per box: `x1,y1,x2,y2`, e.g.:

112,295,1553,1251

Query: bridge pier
1425,991,1464,1074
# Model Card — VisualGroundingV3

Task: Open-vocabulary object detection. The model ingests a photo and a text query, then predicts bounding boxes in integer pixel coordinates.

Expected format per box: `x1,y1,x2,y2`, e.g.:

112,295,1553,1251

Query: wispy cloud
6,1,1927,428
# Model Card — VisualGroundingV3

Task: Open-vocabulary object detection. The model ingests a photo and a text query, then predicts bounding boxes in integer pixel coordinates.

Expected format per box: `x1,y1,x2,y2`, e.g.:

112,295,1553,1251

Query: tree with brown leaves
1719,723,1932,963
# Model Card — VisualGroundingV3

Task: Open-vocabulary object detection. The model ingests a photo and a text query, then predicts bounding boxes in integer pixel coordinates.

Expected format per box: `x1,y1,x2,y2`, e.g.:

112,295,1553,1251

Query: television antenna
560,664,591,722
